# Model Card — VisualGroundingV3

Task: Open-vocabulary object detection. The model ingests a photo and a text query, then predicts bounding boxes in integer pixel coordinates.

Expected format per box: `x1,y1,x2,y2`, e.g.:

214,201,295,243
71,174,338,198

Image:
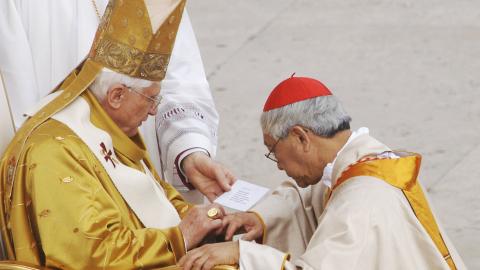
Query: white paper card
214,179,270,212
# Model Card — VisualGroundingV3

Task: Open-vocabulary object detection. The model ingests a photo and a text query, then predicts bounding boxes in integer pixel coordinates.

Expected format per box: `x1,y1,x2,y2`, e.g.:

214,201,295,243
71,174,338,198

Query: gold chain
91,0,101,21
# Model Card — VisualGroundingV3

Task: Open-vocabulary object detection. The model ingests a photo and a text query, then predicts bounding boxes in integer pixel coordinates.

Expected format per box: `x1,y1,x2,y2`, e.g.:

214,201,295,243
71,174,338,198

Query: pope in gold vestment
3,90,191,269
0,0,201,268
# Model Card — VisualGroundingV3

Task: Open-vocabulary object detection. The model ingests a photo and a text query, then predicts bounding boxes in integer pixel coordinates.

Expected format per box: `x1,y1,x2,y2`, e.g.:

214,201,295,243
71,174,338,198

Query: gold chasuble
4,91,191,268
0,0,192,268
332,152,458,270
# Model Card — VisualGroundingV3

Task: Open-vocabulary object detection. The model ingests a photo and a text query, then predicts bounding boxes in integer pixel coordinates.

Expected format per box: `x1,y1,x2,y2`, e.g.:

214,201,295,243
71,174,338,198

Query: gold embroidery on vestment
62,176,74,183
39,209,51,218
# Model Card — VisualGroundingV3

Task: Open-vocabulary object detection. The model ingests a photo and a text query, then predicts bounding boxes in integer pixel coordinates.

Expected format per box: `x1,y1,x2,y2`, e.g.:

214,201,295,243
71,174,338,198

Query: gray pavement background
187,0,480,268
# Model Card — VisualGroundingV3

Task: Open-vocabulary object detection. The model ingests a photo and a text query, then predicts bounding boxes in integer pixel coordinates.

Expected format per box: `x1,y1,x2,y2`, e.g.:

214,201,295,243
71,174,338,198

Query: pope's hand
179,203,225,250
178,241,239,270
182,152,236,202
222,212,264,242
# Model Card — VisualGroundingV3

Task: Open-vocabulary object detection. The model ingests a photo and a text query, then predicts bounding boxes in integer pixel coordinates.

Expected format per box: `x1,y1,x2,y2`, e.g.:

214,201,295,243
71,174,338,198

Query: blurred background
188,0,480,268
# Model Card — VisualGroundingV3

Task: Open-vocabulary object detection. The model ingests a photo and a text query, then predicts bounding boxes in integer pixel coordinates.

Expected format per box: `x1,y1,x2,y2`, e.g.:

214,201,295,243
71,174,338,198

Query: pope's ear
106,84,126,109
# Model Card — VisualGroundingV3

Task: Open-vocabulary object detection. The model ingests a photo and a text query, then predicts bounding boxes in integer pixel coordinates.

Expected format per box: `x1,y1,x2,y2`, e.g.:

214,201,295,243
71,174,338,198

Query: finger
221,215,234,228
204,204,224,221
184,255,198,270
242,228,262,241
178,255,186,266
213,187,223,198
214,225,224,235
223,168,237,185
197,178,223,202
205,192,217,203
206,219,222,232
204,203,224,220
193,253,209,270
178,249,196,266
179,250,202,270
211,203,226,217
219,216,234,235
203,260,215,270
225,222,241,241
211,165,232,192
199,184,223,203
178,256,188,267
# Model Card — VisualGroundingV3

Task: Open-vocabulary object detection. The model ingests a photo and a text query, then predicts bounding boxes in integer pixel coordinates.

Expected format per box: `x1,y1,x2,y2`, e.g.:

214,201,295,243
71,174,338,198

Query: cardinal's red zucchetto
263,75,332,112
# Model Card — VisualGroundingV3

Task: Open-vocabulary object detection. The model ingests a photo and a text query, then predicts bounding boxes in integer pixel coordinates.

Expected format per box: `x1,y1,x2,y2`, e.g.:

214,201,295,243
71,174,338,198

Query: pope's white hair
261,95,352,140
89,67,155,100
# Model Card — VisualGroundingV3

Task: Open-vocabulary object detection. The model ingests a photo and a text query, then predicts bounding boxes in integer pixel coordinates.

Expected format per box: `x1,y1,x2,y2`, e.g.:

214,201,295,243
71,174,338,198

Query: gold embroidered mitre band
0,0,186,261
91,0,185,81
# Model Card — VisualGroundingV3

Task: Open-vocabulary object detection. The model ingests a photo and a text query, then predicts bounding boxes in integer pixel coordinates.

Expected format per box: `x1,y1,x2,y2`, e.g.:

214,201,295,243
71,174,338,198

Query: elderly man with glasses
1,0,235,206
179,76,466,270
0,1,230,268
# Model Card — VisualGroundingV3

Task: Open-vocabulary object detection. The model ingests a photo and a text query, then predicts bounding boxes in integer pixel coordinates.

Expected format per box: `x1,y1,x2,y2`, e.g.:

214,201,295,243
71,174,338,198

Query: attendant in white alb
0,0,232,203
179,76,467,270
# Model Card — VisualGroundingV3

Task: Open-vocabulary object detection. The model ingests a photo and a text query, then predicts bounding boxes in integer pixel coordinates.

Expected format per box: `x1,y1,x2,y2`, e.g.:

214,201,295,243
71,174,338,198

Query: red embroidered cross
100,142,116,168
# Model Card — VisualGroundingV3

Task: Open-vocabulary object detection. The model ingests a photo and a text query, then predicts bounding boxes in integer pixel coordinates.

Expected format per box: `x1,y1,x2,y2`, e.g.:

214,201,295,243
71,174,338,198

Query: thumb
205,192,217,202
241,228,261,241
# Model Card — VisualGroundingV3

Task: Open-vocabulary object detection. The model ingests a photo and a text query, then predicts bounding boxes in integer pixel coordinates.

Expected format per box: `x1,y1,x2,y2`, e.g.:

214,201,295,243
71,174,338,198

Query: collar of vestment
50,92,181,229
83,90,147,165
331,133,391,185
24,89,148,165
320,127,370,188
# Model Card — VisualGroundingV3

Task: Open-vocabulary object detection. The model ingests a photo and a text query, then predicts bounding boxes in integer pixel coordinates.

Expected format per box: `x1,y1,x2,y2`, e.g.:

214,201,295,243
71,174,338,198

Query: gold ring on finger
207,207,220,219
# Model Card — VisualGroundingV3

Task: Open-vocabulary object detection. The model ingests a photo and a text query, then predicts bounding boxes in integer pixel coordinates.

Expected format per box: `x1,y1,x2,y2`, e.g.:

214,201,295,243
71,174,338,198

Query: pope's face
263,131,324,188
115,84,160,137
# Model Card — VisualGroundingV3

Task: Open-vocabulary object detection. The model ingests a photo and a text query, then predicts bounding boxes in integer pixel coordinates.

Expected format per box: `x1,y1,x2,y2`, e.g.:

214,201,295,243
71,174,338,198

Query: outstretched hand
182,152,236,202
178,241,239,270
222,212,264,242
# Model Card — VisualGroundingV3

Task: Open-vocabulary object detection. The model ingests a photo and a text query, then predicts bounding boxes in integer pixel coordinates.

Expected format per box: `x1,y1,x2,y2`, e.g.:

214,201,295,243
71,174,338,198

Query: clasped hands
178,206,264,270
179,152,262,269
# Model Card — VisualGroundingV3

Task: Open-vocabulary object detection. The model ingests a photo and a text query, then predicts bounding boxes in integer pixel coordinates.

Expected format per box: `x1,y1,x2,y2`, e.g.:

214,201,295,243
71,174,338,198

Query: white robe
0,74,15,155
242,133,467,270
0,0,218,202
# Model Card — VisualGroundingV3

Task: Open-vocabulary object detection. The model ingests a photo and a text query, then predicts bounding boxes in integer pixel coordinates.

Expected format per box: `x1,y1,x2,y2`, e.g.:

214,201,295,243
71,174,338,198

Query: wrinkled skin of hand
179,203,226,250
222,212,264,242
182,152,236,202
178,241,239,270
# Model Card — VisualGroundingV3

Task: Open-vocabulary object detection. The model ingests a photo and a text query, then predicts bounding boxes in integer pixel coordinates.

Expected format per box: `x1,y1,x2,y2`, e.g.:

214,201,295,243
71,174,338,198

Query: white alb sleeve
0,0,40,128
239,240,292,270
155,10,219,191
